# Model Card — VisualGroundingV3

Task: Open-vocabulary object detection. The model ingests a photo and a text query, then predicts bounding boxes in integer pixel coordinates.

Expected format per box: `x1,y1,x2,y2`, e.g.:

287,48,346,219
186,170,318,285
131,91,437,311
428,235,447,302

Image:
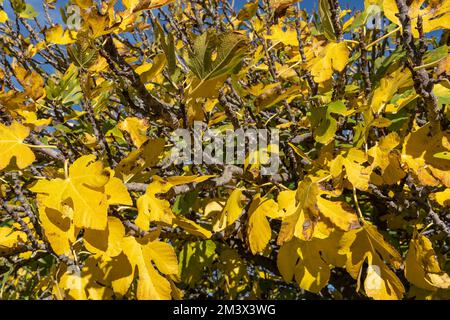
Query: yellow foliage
1,0,450,302
0,122,35,170
118,117,150,148
308,42,350,83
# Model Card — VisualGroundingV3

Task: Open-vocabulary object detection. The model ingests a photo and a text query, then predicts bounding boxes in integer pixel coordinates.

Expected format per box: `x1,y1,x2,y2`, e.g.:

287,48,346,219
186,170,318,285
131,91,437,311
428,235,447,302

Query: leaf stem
316,174,332,183
353,187,364,223
365,26,400,50
64,159,69,179
413,56,447,71
24,144,58,149
344,39,359,45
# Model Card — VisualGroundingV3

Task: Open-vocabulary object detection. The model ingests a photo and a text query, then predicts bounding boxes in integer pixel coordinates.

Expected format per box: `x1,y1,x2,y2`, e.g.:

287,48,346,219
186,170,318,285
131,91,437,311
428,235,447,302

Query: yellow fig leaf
136,180,175,230
105,176,133,206
116,138,165,181
383,0,450,37
100,252,134,297
266,22,299,47
432,189,450,207
74,0,94,9
36,194,76,257
277,178,359,244
124,0,175,13
45,25,77,45
437,54,450,75
277,180,319,243
18,110,52,127
213,189,245,232
0,122,35,170
0,226,28,255
57,257,112,300
330,149,371,191
370,68,413,114
144,240,179,275
405,233,450,291
30,155,114,231
368,133,406,185
277,239,301,283
364,253,406,300
173,215,212,239
13,64,46,100
118,117,150,148
294,241,331,293
277,235,346,294
339,223,404,299
0,10,9,23
269,0,300,14
136,175,214,231
122,236,177,300
402,123,450,188
247,193,279,254
84,217,126,258
309,42,350,83
339,223,402,278
316,197,360,231
136,53,167,83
